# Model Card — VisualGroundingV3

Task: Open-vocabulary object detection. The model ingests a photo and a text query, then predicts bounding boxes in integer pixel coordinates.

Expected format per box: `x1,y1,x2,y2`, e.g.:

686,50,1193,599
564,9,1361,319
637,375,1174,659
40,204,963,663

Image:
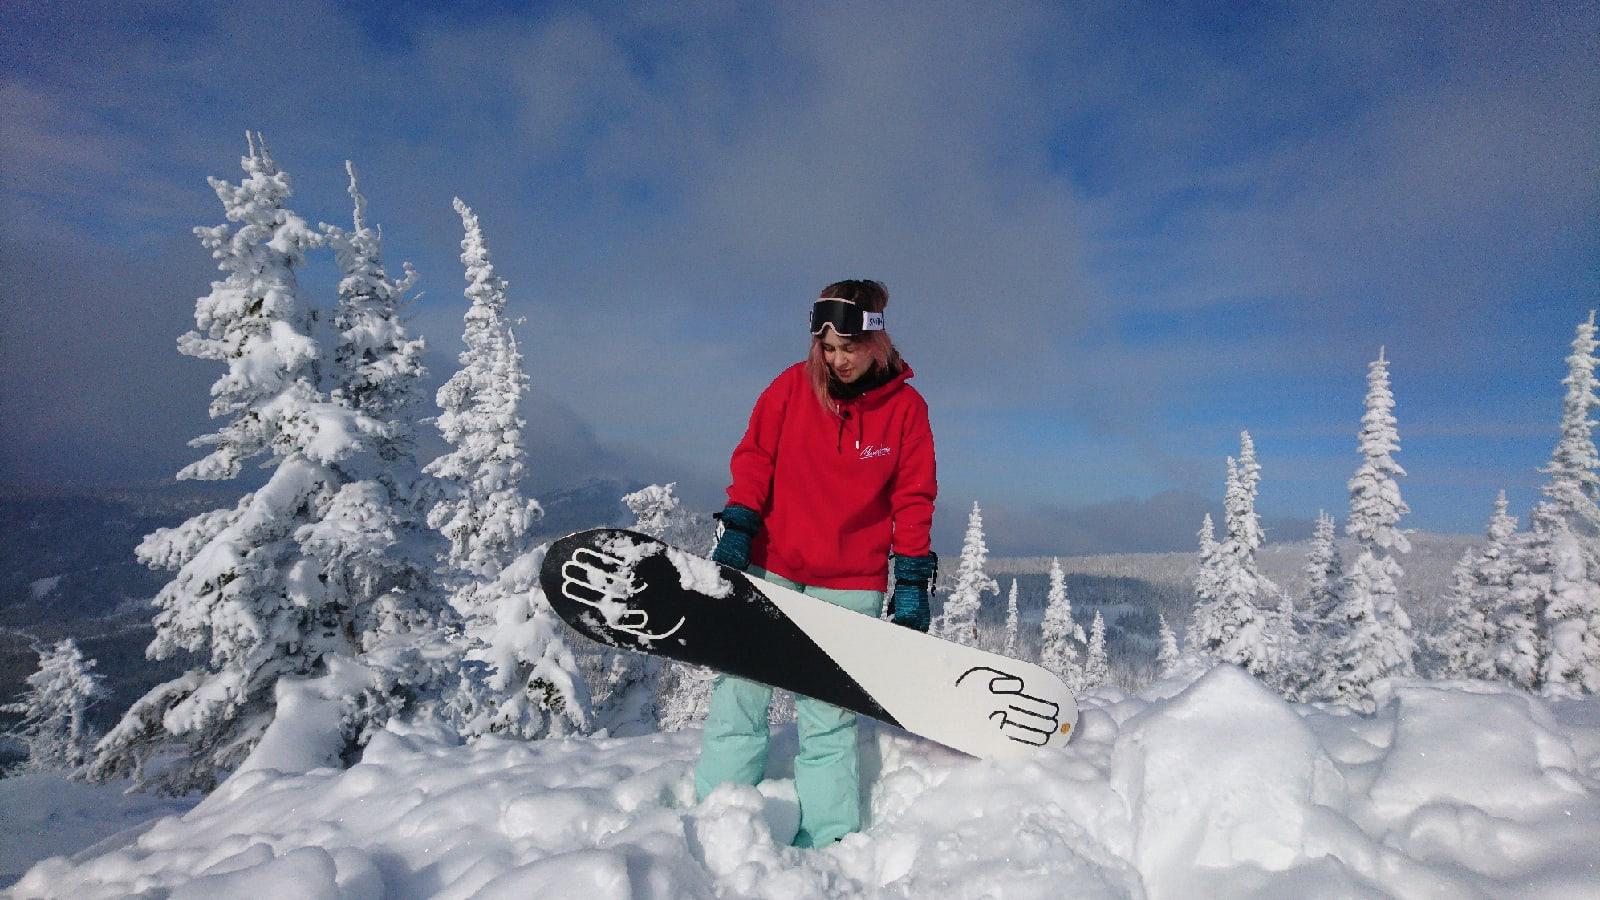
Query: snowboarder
695,279,939,847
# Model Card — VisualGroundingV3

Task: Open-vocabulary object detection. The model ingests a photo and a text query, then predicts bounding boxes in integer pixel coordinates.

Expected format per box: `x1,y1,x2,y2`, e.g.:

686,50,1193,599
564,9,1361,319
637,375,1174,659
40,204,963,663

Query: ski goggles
810,298,885,337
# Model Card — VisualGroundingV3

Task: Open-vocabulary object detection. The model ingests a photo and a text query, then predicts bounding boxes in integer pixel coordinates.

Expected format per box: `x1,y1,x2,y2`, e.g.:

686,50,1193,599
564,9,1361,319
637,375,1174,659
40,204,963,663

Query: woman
694,278,939,848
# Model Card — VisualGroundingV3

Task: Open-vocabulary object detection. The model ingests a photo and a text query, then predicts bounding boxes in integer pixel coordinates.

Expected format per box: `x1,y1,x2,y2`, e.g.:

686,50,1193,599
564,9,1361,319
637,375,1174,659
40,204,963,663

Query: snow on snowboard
539,528,1079,761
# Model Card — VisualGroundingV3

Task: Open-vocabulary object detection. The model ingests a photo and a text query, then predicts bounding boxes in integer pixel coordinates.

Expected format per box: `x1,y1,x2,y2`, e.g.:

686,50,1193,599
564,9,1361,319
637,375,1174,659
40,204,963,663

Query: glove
712,503,761,571
889,552,937,632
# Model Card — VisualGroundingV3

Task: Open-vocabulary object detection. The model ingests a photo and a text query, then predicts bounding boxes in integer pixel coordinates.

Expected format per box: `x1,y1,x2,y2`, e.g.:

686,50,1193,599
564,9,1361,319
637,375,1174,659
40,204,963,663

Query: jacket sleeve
890,393,937,558
725,368,793,514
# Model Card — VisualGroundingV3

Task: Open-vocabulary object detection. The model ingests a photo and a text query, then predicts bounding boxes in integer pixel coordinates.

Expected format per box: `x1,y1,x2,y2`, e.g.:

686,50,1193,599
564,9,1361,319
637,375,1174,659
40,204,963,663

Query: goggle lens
810,299,884,336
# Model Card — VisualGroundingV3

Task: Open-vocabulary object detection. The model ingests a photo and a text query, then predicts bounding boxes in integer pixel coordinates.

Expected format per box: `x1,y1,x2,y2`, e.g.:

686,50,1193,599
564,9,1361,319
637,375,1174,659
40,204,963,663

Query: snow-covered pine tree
1083,611,1110,691
1272,591,1311,701
1432,549,1486,678
1539,311,1600,545
1321,348,1416,709
90,135,394,794
934,502,999,646
322,161,427,494
1303,511,1344,629
1192,513,1222,610
1189,434,1285,679
1039,557,1087,691
1469,491,1520,679
1497,569,1544,689
1156,612,1180,677
1294,511,1346,695
624,483,680,540
2,640,107,774
317,160,460,726
462,544,592,739
1533,312,1600,696
425,198,544,582
1433,493,1519,680
1003,578,1021,657
425,198,587,739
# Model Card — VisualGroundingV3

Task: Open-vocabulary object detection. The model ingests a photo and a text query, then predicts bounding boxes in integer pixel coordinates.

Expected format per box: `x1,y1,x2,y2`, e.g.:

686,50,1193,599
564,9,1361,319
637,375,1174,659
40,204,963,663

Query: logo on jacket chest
858,444,893,460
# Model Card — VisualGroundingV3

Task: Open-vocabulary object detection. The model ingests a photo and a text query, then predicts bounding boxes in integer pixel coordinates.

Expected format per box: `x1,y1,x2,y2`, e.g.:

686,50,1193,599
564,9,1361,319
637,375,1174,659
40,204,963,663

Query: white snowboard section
747,579,1080,761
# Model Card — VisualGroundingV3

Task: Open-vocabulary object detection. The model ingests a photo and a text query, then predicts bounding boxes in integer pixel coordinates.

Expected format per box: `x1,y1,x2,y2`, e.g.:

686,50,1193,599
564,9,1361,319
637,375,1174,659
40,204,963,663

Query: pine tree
1156,612,1180,677
1003,578,1021,657
1322,349,1416,709
3,640,107,774
1505,502,1600,696
1434,493,1517,680
1271,591,1311,701
1082,611,1110,690
1288,511,1345,697
1040,557,1086,690
1535,312,1600,695
1537,519,1600,695
321,161,427,490
1432,549,1486,678
624,483,679,539
460,543,592,740
1501,504,1556,690
935,502,999,646
1539,311,1600,542
90,135,395,794
1189,433,1285,677
1193,513,1222,609
426,199,588,740
318,160,459,726
425,198,544,582
622,482,705,549
1303,511,1344,628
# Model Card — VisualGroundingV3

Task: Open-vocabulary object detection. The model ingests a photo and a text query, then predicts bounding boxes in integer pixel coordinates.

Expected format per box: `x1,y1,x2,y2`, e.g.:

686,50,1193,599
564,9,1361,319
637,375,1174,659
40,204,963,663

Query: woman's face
819,330,871,383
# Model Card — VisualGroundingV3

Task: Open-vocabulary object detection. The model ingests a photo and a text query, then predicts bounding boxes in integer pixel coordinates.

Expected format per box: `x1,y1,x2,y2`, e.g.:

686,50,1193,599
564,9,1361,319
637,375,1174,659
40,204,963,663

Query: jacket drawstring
834,401,867,453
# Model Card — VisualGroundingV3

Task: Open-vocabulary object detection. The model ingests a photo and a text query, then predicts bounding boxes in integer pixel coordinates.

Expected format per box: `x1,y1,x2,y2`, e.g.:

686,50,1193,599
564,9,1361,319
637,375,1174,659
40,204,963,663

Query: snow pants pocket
693,567,883,847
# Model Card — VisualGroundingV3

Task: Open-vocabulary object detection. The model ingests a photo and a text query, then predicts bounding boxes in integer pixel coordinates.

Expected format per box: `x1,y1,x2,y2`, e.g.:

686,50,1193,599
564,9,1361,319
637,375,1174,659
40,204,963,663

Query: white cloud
3,1,1594,540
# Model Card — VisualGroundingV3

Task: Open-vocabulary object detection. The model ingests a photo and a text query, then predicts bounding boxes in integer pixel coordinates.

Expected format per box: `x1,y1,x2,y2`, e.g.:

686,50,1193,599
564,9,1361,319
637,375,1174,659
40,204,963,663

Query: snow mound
9,667,1600,898
1114,665,1347,894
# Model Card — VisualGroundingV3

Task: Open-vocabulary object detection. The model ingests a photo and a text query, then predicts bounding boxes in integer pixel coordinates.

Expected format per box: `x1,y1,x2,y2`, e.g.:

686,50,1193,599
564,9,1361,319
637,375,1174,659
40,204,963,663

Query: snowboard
538,528,1079,761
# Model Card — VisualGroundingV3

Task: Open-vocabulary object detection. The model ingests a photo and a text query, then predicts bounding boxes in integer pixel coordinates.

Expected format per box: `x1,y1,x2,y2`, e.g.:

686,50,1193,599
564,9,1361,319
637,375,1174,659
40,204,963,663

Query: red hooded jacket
726,361,937,590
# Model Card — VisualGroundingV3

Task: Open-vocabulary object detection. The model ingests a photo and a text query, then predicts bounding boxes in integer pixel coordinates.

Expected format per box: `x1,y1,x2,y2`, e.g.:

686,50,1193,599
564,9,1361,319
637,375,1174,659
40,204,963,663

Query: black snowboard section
541,528,901,728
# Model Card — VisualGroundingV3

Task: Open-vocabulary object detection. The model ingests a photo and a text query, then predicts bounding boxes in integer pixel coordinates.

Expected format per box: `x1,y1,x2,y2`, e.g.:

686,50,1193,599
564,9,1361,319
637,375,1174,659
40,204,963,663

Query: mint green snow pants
693,566,883,848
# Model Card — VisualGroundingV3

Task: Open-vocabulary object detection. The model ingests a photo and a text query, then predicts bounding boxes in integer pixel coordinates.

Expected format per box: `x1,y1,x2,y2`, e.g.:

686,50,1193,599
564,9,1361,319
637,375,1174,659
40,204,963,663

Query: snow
27,576,62,601
0,774,196,887
9,663,1599,898
227,657,374,783
1115,666,1347,889
666,546,733,599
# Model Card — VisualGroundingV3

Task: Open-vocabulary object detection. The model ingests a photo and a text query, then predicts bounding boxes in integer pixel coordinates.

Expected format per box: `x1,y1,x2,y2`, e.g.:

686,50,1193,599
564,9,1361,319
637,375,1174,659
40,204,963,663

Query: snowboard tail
540,528,1078,760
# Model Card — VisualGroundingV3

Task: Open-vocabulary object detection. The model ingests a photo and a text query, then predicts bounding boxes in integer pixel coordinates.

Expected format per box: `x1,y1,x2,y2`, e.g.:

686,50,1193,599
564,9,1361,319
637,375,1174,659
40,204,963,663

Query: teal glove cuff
892,552,938,587
712,504,761,571
890,552,937,632
717,504,761,536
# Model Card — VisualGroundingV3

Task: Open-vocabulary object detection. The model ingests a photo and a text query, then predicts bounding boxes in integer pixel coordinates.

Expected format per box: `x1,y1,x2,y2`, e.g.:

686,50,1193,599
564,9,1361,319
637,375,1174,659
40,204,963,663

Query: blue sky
2,1,1596,555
